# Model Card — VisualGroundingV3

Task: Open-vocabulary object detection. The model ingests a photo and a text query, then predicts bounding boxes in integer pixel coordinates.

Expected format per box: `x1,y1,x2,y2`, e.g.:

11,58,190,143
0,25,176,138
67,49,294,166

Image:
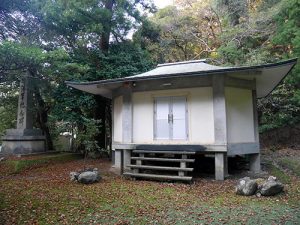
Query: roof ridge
157,59,207,67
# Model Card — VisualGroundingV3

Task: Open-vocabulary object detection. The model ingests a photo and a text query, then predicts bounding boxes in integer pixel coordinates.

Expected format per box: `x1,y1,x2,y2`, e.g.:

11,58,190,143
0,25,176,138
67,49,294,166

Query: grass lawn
278,157,300,177
0,153,300,224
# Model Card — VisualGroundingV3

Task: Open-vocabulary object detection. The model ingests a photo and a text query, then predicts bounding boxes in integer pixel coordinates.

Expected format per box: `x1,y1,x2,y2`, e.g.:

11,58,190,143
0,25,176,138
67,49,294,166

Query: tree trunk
94,96,108,149
100,0,116,53
97,0,115,153
27,69,54,151
34,88,54,151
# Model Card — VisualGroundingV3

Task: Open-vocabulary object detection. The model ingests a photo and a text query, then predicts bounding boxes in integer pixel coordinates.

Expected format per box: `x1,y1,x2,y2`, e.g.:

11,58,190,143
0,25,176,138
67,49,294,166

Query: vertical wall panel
113,96,123,143
189,87,214,144
225,87,255,143
132,92,154,143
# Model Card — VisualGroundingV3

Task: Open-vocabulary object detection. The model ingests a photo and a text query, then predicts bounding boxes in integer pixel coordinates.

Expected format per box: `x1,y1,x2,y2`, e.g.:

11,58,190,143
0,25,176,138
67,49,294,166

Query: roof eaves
65,58,298,87
257,58,298,99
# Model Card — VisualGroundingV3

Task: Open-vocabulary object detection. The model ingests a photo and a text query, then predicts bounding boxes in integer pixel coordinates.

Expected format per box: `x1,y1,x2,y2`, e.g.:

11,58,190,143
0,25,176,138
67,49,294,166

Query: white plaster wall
113,96,123,143
225,87,255,143
189,87,215,144
132,87,214,144
132,91,153,143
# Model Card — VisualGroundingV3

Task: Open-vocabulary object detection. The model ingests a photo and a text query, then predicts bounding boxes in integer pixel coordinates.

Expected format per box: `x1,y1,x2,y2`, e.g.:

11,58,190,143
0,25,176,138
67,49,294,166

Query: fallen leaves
0,156,299,224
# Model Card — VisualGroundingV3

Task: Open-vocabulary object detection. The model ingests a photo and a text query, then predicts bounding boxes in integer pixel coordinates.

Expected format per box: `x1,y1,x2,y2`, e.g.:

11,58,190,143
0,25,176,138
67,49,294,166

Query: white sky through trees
126,0,174,39
154,0,174,8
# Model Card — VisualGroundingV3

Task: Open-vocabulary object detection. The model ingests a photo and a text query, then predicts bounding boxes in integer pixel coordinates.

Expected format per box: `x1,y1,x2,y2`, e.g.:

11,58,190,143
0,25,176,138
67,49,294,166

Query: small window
154,96,188,140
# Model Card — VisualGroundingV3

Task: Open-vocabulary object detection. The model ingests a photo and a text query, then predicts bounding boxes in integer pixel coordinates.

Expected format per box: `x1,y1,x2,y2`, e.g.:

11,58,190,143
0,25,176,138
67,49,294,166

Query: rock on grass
70,168,101,184
235,177,258,196
258,176,284,196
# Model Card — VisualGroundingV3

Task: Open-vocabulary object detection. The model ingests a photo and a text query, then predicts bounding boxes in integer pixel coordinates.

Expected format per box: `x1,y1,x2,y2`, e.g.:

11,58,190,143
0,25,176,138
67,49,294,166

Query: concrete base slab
5,129,43,136
1,129,46,155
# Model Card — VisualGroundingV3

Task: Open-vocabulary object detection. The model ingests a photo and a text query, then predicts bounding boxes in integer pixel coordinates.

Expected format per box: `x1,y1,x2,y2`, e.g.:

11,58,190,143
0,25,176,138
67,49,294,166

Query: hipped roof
66,58,297,99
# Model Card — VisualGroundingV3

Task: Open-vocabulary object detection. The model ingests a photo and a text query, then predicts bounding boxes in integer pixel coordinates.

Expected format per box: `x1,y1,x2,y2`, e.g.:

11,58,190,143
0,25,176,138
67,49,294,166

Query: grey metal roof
128,59,227,78
66,58,297,99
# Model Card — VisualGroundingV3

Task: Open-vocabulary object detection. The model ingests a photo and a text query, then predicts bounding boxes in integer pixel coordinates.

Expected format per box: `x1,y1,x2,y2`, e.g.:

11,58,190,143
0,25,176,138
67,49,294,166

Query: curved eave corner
66,81,113,99
256,58,297,98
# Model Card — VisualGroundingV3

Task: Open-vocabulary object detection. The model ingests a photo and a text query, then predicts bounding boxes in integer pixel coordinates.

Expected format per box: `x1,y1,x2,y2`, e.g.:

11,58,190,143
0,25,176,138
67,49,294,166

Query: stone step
123,172,192,181
131,157,195,163
132,150,196,155
128,165,194,171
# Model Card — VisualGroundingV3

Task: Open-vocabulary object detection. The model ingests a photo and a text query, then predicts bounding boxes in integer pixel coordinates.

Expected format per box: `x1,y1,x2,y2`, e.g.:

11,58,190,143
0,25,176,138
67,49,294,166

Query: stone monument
1,76,46,155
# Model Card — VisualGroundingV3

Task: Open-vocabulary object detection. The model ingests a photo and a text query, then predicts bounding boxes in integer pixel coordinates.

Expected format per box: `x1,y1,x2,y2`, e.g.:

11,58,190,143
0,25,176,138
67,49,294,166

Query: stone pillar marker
1,75,46,155
17,76,33,130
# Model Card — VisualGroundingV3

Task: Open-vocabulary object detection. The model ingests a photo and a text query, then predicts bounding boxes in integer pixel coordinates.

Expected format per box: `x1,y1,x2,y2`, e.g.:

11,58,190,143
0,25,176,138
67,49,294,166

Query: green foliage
0,105,17,139
216,0,248,26
0,83,18,139
0,42,45,80
0,0,155,152
0,0,299,148
94,42,155,79
75,118,101,155
136,1,222,63
259,0,300,131
140,0,298,133
259,83,300,132
217,41,244,65
272,0,300,85
214,0,299,131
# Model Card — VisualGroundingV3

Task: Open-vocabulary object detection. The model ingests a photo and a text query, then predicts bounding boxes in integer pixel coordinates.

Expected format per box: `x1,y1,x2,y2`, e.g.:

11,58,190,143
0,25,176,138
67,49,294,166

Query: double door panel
155,96,188,140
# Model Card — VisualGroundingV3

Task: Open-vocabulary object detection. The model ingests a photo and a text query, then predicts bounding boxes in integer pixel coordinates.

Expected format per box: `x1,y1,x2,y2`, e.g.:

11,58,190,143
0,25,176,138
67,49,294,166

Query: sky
153,0,174,8
126,0,174,39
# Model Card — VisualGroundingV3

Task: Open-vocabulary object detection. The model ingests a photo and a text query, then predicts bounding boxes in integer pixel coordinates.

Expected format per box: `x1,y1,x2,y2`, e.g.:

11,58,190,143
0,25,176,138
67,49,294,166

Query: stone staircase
123,150,195,182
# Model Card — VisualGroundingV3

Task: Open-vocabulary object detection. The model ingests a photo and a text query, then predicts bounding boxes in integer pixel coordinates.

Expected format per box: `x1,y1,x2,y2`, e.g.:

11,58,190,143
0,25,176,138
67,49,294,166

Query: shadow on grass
5,153,83,174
